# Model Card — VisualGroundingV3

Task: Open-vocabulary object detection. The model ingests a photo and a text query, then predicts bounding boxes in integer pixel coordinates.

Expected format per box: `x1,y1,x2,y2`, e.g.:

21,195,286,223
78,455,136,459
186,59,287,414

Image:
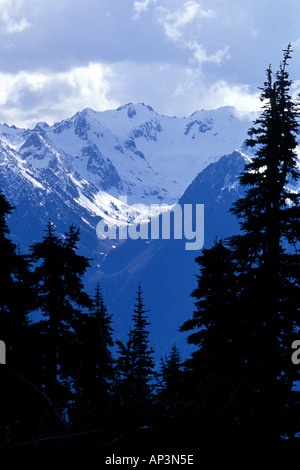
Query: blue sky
0,0,300,127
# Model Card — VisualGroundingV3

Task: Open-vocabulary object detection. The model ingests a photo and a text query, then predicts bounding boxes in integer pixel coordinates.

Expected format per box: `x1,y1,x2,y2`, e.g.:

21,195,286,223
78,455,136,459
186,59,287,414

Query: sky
0,0,300,128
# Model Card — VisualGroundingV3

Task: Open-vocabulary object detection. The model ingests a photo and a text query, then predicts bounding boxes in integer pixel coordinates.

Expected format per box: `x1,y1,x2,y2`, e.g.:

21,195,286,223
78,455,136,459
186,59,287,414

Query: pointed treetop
64,224,81,250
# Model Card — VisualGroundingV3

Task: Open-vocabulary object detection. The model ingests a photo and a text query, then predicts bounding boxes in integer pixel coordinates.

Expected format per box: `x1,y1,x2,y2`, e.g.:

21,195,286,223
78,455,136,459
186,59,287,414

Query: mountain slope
0,103,252,257
97,151,248,358
0,104,256,357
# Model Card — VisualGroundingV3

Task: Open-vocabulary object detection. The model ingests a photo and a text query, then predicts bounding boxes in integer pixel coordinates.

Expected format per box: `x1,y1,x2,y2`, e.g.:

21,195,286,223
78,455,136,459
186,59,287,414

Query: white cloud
0,0,30,34
206,81,261,113
132,0,157,19
174,72,261,115
0,0,297,126
155,2,227,67
105,60,261,121
0,63,119,127
0,57,262,129
157,1,214,41
187,42,230,66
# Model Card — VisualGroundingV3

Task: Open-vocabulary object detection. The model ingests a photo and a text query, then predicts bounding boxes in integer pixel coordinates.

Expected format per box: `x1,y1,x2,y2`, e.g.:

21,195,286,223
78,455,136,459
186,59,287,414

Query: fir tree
93,282,114,353
159,344,183,412
115,285,155,406
179,46,300,448
228,44,300,445
0,191,21,341
130,284,155,403
72,283,114,423
0,190,33,362
115,329,134,405
180,239,238,358
179,239,244,443
30,222,92,401
0,191,44,447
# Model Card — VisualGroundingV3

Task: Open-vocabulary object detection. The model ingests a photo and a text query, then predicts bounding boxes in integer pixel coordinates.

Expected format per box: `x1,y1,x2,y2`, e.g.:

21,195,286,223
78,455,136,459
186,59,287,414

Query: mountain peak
0,103,253,210
80,107,98,117
34,121,49,131
116,102,156,118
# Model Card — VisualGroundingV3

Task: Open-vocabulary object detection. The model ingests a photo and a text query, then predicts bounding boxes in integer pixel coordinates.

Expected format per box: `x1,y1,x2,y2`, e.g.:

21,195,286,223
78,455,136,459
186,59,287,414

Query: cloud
0,0,298,127
174,70,261,115
132,0,158,19
202,81,260,113
155,1,228,68
157,1,214,41
106,60,260,120
0,63,119,127
0,0,30,34
187,42,230,66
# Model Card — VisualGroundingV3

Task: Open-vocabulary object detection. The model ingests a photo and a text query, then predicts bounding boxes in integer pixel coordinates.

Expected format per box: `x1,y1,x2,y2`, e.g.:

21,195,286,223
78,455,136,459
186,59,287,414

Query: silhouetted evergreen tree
114,329,134,405
130,284,155,402
179,46,300,449
30,222,92,407
93,282,114,354
115,285,155,406
0,192,55,448
180,239,237,357
0,191,32,356
159,344,183,412
0,192,37,397
179,239,245,444
227,44,300,445
72,283,114,425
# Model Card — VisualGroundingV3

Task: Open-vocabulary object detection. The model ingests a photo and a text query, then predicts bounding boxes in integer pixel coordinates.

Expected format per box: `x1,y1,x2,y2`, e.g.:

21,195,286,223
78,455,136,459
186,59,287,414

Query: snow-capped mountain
0,103,256,355
0,103,252,246
0,103,252,203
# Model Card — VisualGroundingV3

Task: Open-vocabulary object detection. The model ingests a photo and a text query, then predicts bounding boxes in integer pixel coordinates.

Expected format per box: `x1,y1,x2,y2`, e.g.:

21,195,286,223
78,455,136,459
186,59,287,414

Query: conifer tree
227,44,300,444
180,239,237,358
179,239,243,442
0,191,40,447
115,285,155,406
73,282,114,422
159,344,183,412
30,222,92,400
0,191,21,339
130,284,155,403
92,282,114,392
180,48,300,447
115,329,134,404
0,190,33,362
93,282,114,354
